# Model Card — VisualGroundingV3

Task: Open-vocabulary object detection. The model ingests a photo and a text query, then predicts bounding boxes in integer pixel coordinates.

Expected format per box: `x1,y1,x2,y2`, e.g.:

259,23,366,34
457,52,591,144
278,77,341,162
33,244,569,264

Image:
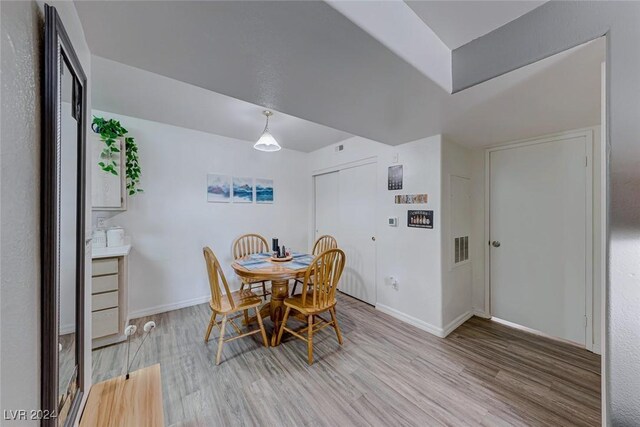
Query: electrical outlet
388,276,399,290
97,217,106,229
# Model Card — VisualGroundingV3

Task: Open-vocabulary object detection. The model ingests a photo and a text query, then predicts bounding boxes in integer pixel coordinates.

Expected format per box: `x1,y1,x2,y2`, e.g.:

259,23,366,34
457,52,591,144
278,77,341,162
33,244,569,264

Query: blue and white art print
232,177,254,203
207,174,230,203
255,178,274,204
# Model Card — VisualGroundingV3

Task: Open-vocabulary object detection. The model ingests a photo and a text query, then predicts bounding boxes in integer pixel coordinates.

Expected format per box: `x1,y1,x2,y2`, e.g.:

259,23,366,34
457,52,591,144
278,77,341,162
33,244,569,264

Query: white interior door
337,163,377,305
490,135,589,346
314,171,340,239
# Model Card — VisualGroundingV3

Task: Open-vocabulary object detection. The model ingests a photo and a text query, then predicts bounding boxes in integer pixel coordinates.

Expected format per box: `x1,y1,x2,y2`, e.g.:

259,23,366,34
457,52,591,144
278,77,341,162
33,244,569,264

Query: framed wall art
388,165,403,190
207,174,231,203
256,178,274,203
408,210,433,229
232,176,254,203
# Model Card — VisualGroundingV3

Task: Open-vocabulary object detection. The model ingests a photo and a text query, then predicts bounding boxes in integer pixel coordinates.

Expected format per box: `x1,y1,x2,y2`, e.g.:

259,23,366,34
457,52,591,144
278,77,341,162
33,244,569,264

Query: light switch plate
388,217,398,227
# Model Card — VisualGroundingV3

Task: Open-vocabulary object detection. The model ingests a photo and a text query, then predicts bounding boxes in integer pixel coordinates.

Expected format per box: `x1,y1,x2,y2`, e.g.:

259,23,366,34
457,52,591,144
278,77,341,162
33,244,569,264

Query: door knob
491,240,501,248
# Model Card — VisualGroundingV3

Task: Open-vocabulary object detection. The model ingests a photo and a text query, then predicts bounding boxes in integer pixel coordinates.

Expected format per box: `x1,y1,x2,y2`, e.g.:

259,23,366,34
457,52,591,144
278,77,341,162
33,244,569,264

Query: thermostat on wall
388,217,398,227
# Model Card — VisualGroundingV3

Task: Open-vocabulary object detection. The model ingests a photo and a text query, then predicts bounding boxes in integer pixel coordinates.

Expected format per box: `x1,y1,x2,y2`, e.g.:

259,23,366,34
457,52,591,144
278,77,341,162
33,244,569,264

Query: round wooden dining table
231,257,308,346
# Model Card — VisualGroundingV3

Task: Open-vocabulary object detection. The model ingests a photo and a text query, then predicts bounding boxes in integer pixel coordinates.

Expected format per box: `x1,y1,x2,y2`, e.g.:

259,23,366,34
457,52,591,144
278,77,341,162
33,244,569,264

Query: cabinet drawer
92,307,119,339
92,274,118,294
92,291,118,311
92,258,118,276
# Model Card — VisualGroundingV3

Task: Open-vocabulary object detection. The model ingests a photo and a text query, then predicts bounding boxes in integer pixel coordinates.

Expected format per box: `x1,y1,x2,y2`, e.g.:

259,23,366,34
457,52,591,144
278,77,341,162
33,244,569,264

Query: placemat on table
240,260,273,270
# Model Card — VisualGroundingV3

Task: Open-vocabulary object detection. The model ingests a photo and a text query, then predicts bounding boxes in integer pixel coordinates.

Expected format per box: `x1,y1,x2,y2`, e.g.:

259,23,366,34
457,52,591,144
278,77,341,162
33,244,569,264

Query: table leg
269,279,289,346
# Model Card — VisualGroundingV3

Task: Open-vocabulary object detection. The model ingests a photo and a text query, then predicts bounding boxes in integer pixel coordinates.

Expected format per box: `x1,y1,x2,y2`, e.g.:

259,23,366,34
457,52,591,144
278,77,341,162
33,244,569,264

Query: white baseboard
375,303,444,337
441,311,474,337
375,304,474,338
472,308,491,319
92,333,126,350
60,323,75,335
128,295,210,320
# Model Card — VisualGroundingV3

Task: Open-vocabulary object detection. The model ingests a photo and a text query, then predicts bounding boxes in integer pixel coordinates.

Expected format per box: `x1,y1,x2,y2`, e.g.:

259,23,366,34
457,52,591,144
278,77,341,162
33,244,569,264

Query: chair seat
284,293,336,315
211,289,262,314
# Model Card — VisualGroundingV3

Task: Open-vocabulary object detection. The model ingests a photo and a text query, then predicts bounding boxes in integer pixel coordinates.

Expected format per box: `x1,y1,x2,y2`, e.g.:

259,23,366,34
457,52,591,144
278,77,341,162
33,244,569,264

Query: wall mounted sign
408,210,433,229
395,194,428,204
388,165,403,190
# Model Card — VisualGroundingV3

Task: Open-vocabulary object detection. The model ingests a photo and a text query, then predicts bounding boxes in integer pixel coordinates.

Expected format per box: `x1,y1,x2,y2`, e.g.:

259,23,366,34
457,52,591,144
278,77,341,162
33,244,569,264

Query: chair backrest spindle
301,248,345,310
203,247,235,311
233,234,269,260
312,235,337,256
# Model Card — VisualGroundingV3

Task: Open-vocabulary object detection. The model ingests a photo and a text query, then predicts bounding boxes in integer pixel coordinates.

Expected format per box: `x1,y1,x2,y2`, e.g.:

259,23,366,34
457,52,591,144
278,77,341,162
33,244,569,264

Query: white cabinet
91,247,130,348
92,307,119,339
91,133,127,211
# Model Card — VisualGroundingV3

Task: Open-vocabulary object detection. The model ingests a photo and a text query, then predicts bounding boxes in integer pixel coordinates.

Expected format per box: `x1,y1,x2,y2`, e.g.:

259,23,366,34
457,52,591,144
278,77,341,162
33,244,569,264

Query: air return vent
454,236,469,264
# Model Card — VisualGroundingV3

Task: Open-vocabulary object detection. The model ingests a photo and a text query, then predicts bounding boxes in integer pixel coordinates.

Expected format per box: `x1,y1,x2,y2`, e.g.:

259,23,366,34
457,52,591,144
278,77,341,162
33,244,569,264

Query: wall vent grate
454,236,469,264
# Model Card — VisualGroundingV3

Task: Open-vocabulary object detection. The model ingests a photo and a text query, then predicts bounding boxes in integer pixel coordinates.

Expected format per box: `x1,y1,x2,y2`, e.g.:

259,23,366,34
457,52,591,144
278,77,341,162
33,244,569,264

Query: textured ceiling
405,1,546,49
77,1,601,149
91,56,352,152
76,0,450,145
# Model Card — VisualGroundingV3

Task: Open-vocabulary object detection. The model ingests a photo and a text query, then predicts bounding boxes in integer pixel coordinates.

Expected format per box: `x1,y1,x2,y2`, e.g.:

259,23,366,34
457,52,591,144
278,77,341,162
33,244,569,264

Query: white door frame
484,128,595,350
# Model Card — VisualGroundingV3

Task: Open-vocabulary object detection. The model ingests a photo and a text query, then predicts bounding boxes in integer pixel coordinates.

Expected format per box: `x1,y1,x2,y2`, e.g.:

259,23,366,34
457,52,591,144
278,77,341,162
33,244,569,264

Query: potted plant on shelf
92,116,143,195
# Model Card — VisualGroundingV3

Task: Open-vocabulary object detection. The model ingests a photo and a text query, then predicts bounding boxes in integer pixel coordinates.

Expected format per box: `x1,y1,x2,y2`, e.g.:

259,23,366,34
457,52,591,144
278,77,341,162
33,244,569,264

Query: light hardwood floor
92,293,601,426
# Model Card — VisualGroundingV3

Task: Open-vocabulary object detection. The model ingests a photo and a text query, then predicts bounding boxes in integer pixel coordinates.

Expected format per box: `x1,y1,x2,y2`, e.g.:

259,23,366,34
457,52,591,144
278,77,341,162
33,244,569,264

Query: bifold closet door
314,171,340,239
337,163,377,305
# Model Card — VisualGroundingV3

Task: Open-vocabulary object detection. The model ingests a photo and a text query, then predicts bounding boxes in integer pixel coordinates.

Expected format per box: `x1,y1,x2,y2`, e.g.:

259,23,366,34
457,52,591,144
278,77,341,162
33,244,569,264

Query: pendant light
253,110,281,152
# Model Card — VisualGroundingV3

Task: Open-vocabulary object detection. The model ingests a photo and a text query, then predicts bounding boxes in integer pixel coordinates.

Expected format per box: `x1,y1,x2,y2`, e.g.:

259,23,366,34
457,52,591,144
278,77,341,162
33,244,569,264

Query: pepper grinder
272,238,278,253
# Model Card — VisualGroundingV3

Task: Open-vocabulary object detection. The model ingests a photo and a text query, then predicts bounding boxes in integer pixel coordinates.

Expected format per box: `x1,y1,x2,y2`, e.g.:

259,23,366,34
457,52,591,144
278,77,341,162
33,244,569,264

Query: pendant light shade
254,110,281,152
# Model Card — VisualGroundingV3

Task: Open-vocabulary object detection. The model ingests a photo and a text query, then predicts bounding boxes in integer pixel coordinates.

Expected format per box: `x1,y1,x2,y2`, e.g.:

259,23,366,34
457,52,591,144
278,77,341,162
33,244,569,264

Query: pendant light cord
263,113,270,133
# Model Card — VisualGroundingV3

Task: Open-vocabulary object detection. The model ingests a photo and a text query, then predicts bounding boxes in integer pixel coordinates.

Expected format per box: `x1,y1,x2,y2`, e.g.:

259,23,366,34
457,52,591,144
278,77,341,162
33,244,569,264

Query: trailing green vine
92,116,143,195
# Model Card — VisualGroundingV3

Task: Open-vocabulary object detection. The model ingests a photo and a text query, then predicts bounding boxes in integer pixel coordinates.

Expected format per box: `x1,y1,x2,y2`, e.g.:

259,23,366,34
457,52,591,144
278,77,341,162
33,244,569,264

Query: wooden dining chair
290,235,337,296
203,247,269,365
276,248,346,365
232,234,271,300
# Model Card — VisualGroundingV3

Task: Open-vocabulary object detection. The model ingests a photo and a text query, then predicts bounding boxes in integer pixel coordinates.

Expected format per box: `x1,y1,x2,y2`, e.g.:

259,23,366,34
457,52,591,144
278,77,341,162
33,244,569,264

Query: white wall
1,2,42,421
470,148,487,315
441,138,473,330
308,135,447,335
1,0,92,423
470,127,603,351
92,110,309,318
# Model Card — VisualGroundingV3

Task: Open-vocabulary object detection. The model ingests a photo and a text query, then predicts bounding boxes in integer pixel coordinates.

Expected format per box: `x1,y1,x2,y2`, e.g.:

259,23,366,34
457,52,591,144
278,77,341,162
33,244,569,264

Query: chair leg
243,309,250,326
329,307,343,345
276,306,291,345
216,315,227,365
204,311,216,342
261,281,268,301
255,306,269,347
307,314,314,365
